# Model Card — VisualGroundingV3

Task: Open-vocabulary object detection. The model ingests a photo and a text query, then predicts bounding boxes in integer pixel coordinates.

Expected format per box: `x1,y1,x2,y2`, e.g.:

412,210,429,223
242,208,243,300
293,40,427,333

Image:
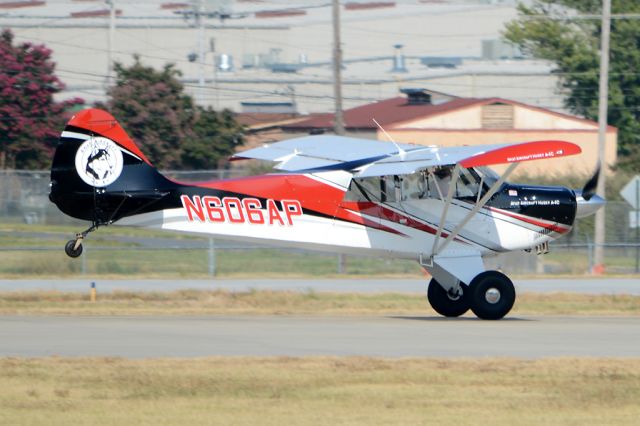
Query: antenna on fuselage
373,118,405,156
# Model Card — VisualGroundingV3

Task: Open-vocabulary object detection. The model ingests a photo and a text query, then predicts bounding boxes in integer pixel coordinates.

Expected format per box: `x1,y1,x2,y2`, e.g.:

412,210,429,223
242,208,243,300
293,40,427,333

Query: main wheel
427,278,470,317
64,240,83,258
468,271,515,320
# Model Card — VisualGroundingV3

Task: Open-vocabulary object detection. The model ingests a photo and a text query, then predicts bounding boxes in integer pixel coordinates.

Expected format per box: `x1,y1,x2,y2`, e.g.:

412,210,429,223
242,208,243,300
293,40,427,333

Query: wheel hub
485,288,501,304
447,287,463,301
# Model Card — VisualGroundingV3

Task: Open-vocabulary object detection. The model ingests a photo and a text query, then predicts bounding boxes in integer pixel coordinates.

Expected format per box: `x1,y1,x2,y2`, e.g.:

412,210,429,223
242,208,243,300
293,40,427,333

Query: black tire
468,271,515,320
427,278,470,317
64,240,83,258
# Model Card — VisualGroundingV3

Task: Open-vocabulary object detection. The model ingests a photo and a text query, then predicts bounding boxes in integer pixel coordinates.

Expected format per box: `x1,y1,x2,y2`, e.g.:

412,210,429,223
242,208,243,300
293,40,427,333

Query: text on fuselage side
180,195,302,225
510,199,560,207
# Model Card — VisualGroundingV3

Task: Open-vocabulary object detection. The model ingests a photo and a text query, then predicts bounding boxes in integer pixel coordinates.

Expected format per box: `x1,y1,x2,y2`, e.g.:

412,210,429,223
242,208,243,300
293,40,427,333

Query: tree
504,0,640,169
103,56,244,170
0,29,83,169
182,107,244,169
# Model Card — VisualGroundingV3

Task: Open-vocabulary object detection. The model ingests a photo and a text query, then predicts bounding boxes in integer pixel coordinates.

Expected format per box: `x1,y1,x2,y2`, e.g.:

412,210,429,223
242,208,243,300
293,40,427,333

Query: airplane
49,108,605,320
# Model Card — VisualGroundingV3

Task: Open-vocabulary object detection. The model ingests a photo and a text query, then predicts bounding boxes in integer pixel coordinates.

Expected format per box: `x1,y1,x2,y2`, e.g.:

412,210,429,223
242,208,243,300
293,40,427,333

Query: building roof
282,95,613,132
283,96,483,131
234,112,308,132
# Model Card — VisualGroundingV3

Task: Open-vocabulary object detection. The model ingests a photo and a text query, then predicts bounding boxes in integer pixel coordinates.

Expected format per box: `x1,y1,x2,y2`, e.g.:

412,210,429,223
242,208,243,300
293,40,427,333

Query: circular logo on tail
75,137,124,187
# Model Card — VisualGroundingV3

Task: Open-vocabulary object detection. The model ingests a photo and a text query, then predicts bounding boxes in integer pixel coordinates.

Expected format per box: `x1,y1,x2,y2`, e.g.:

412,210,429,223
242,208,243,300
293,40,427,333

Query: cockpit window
456,167,481,200
402,172,428,200
345,175,398,202
344,166,500,204
427,166,481,201
476,166,499,188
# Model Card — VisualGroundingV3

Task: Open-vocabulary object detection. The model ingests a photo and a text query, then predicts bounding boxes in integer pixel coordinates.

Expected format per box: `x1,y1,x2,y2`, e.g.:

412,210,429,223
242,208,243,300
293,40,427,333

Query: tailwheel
427,278,470,317
64,223,99,258
64,239,83,258
468,271,515,320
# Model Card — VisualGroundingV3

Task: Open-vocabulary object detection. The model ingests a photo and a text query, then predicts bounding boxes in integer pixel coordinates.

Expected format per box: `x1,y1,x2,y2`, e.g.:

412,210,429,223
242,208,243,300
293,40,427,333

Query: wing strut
430,164,461,256
433,162,519,256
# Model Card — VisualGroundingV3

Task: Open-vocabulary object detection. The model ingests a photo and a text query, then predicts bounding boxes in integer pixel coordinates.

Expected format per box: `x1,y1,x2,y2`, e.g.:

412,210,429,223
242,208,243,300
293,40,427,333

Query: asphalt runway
2,315,639,358
2,278,640,294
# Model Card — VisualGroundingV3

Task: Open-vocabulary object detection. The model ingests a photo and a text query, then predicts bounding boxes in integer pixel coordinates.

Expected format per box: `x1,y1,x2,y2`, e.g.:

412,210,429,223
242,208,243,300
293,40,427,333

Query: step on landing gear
64,224,98,258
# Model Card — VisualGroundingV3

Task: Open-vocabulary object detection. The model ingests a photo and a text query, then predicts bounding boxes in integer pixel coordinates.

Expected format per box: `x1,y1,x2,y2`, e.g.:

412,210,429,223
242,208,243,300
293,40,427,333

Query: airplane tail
49,108,178,224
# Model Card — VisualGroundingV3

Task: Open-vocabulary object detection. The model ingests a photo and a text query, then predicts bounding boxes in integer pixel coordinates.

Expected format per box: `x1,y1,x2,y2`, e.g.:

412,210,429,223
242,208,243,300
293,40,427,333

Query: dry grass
0,290,638,316
515,292,640,315
0,357,639,425
0,248,422,278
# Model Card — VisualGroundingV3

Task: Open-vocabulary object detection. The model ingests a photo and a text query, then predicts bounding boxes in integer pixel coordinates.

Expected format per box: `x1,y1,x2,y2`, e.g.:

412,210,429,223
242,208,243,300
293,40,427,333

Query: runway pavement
1,315,639,358
2,278,640,294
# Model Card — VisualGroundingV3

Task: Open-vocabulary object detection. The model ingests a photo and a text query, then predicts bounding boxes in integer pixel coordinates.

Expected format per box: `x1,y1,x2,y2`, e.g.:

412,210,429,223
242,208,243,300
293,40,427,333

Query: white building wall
513,105,596,130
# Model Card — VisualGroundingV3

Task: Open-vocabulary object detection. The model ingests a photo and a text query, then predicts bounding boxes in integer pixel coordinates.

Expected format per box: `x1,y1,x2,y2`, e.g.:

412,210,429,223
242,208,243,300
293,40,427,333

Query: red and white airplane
50,108,604,319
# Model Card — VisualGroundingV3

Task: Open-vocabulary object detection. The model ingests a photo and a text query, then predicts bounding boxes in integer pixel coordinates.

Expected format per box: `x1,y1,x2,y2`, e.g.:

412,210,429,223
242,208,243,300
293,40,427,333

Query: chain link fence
1,170,639,277
0,169,248,225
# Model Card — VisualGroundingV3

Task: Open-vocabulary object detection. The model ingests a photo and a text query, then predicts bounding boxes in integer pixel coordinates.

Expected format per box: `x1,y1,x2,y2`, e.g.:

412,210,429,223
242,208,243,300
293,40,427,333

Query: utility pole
211,37,219,109
196,0,206,104
106,0,116,88
593,0,611,274
332,0,345,135
332,0,346,273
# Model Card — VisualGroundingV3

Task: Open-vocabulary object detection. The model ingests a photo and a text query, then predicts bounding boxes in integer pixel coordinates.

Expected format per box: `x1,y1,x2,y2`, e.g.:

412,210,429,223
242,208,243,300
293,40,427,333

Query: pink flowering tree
0,29,83,169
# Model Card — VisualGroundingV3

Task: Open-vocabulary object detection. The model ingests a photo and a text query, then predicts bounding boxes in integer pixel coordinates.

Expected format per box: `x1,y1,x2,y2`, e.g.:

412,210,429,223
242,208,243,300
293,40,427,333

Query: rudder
50,108,175,223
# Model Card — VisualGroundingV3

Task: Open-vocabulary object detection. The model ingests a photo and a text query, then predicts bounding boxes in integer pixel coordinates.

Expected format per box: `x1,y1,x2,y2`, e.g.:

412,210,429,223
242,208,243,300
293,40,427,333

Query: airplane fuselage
105,170,577,261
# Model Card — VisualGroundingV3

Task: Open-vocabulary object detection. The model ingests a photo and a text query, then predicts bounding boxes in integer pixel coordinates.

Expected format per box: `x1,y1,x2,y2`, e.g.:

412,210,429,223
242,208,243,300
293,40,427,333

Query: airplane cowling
487,184,577,228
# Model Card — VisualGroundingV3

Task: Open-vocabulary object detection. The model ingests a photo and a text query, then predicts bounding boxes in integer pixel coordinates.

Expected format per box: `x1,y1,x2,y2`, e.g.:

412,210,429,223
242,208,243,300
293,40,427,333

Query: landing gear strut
64,224,99,258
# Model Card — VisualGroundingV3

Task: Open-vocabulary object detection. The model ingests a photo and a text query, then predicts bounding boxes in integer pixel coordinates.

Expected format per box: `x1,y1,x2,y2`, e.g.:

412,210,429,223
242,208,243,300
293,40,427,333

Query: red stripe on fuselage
189,175,469,240
487,206,570,234
339,201,447,237
191,174,405,235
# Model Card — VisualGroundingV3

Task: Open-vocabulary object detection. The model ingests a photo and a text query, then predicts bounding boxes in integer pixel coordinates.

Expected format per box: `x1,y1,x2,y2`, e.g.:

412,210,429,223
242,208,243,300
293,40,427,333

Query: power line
332,0,344,135
18,33,640,81
525,13,640,21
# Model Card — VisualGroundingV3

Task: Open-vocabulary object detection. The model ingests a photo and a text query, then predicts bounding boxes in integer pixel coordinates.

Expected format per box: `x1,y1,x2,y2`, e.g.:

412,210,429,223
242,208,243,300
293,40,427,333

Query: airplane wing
232,135,581,176
231,135,418,171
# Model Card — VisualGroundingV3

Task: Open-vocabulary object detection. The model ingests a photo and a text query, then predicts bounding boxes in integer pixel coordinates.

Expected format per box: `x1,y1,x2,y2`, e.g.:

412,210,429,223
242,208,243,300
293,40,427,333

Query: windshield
476,166,499,187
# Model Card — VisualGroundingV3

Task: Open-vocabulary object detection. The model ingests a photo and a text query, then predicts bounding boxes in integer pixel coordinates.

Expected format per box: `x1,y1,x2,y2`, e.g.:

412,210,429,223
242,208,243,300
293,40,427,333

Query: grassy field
0,290,639,316
1,222,639,277
0,247,422,278
0,222,423,278
0,357,639,425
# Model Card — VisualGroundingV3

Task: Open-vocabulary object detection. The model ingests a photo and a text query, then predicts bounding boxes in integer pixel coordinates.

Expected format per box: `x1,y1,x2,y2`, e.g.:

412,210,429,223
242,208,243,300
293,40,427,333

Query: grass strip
0,290,638,316
0,357,639,425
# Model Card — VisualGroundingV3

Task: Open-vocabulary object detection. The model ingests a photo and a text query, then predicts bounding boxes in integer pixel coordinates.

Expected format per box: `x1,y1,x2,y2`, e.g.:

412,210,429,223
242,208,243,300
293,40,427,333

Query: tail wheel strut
64,223,99,258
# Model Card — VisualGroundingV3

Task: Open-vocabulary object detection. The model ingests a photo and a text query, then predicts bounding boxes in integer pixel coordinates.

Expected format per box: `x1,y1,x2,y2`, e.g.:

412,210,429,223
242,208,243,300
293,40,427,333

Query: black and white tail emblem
74,137,124,187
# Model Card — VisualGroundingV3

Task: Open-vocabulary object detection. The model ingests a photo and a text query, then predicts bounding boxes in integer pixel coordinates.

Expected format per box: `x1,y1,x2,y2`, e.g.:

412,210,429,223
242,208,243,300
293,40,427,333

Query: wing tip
460,140,582,168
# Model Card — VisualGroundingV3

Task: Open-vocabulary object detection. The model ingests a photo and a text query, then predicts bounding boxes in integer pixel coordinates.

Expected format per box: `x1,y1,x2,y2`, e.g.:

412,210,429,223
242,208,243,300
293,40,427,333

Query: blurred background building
0,0,564,114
